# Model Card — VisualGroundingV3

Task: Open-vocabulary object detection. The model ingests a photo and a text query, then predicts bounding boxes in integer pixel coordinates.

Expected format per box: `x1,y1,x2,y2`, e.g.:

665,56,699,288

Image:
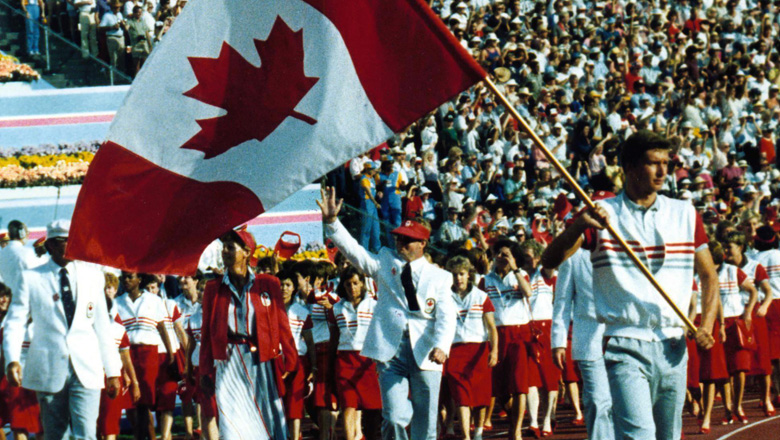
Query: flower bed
0,141,100,187
0,54,41,83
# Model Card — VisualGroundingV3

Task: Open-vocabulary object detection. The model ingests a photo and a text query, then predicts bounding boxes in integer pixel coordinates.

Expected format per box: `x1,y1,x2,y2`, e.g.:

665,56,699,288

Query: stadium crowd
7,0,780,439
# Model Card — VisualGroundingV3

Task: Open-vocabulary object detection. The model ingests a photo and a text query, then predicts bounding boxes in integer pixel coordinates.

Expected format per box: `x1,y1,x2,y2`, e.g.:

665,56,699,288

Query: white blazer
326,220,456,371
2,260,121,393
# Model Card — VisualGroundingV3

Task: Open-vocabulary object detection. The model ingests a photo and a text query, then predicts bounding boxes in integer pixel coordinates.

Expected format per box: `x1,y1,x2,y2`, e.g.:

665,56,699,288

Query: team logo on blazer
424,298,436,314
87,302,94,318
260,292,271,306
53,293,60,302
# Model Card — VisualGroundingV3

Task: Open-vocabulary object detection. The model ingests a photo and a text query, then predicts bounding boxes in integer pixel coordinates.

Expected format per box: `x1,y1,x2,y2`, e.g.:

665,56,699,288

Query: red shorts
156,352,180,411
284,356,310,419
313,342,338,409
444,342,492,408
699,321,729,382
750,311,772,376
723,317,754,374
335,351,382,410
526,321,561,392
0,377,42,433
765,300,780,360
493,325,530,396
130,344,159,406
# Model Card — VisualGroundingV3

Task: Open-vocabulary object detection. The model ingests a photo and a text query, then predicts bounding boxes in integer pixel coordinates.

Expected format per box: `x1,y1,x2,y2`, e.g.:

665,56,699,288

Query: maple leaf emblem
180,17,319,159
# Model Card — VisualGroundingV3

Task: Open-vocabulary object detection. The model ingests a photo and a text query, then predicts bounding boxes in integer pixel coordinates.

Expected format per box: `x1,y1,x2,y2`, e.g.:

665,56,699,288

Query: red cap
274,231,301,259
0,233,9,242
33,236,46,248
221,225,257,265
391,220,430,241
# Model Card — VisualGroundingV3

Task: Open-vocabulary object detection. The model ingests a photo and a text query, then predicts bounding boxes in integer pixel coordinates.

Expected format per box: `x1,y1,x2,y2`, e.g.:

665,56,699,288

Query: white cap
47,219,71,239
419,186,432,195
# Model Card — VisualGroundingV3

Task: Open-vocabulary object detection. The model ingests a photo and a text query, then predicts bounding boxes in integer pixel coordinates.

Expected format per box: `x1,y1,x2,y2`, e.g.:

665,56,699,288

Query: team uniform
718,264,753,374
199,272,297,440
444,286,494,408
114,290,167,406
551,248,613,440
0,326,42,434
754,249,780,361
97,321,132,436
694,277,728,383
309,288,339,409
284,301,312,420
581,193,708,440
330,296,382,410
525,267,560,392
739,259,772,376
186,303,217,419
157,298,183,411
479,269,531,396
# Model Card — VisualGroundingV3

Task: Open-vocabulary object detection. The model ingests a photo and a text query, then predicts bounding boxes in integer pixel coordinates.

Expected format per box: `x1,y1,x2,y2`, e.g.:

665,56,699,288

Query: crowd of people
7,0,780,439
19,0,186,75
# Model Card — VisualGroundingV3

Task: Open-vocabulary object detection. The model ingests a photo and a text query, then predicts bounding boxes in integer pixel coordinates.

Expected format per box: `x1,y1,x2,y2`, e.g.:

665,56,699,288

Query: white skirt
215,343,287,440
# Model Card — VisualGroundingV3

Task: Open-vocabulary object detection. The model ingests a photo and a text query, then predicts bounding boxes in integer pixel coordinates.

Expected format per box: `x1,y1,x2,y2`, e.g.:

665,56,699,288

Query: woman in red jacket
199,226,298,440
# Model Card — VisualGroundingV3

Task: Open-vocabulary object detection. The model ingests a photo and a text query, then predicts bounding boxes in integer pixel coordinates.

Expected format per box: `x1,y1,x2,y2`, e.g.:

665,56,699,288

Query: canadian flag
66,0,485,275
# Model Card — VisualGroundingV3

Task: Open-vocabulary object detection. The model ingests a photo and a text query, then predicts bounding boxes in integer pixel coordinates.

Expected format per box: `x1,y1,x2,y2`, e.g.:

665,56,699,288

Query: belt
227,332,258,352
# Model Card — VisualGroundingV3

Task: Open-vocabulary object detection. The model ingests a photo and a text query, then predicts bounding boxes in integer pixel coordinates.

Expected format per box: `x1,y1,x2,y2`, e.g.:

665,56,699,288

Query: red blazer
199,274,298,379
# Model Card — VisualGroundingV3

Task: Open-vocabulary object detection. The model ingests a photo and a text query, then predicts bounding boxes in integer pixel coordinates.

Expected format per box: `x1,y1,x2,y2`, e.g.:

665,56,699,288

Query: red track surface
298,388,780,439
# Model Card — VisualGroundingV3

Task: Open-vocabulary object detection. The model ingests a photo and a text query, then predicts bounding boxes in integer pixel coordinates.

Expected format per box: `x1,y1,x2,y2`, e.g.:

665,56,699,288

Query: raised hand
316,186,343,224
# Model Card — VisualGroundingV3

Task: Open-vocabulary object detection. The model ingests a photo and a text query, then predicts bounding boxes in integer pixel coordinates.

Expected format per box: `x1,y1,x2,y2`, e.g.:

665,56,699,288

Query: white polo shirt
331,296,376,352
114,291,165,346
452,286,494,344
479,270,530,327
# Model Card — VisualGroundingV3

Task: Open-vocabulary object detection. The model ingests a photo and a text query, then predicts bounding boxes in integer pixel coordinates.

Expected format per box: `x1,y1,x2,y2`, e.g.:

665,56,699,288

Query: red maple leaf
180,17,319,159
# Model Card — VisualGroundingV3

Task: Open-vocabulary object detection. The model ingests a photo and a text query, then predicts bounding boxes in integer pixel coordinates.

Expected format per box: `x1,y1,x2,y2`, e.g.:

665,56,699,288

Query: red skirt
686,335,700,388
284,356,310,419
155,352,180,411
723,317,754,374
765,300,780,360
194,367,218,420
98,372,134,436
313,342,338,409
493,325,530,396
0,377,42,433
130,344,159,406
335,351,382,410
561,327,581,383
698,321,729,382
749,310,772,376
444,342,492,407
526,320,561,392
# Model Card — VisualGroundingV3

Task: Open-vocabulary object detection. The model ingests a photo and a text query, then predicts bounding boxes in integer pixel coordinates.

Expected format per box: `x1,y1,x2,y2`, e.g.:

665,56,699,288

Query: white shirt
160,298,182,353
332,296,376,351
479,270,530,326
287,302,310,356
114,290,165,346
0,240,38,294
452,286,493,344
186,304,203,368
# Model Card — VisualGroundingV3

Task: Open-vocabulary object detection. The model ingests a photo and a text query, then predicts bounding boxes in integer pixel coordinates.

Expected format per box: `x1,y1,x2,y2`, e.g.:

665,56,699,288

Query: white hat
505,79,519,86
47,219,71,239
513,218,527,227
419,186,432,195
486,194,498,202
745,185,758,193
486,33,499,42
493,218,511,230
